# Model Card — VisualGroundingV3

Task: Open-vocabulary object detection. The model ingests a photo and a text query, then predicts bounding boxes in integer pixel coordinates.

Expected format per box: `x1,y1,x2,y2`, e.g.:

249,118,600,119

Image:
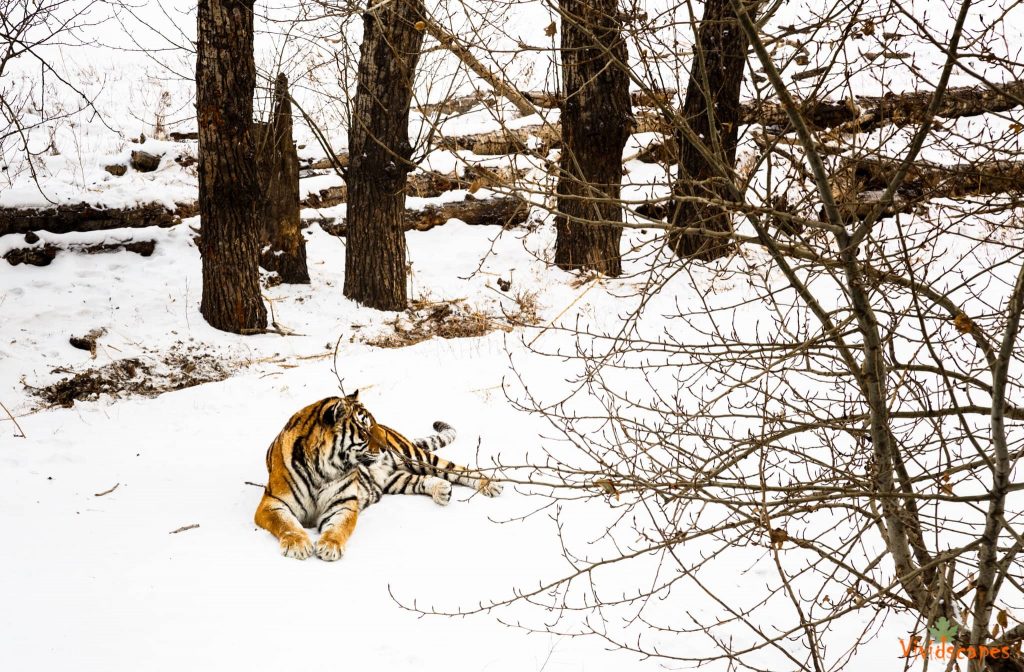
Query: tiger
254,391,502,561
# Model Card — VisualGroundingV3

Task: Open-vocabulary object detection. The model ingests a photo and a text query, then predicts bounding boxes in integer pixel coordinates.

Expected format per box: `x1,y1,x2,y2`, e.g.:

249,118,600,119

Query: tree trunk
344,0,424,311
196,0,267,333
669,0,752,260
257,73,309,284
554,0,631,276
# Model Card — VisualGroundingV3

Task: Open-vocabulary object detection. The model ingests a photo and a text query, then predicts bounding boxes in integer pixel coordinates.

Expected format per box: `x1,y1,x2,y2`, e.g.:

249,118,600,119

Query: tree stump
256,73,309,284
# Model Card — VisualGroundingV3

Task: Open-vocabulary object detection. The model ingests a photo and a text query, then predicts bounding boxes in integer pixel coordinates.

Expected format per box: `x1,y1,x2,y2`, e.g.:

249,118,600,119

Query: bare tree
667,0,753,260
0,0,107,194
343,0,425,311
196,0,267,333
553,0,632,277
401,1,1024,670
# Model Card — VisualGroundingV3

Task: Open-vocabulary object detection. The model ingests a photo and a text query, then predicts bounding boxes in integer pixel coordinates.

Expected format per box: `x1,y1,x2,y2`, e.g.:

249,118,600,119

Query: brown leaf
770,527,789,549
544,21,557,37
594,478,619,498
467,177,487,194
414,20,426,31
999,609,1009,629
953,313,974,334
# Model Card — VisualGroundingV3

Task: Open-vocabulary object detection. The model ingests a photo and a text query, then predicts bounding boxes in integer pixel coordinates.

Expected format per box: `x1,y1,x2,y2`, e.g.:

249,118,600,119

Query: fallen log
838,155,1024,198
4,240,156,266
524,88,679,109
302,167,527,209
319,195,527,236
828,155,1024,222
421,17,536,118
444,110,667,156
406,194,528,230
748,79,1024,133
0,203,187,238
302,153,349,172
515,79,1024,137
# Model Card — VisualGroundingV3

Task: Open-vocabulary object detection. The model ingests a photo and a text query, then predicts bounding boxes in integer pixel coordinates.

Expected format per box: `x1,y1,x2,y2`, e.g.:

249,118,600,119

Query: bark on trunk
669,0,752,260
196,0,267,333
344,0,424,311
256,73,309,284
554,0,631,276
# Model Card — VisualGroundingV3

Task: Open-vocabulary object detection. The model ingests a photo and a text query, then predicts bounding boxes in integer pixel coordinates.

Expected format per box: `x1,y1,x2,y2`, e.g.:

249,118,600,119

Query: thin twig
94,483,120,497
0,399,26,438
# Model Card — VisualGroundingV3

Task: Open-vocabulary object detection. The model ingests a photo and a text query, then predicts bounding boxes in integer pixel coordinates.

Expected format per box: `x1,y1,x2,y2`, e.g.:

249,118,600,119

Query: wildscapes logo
899,617,1018,661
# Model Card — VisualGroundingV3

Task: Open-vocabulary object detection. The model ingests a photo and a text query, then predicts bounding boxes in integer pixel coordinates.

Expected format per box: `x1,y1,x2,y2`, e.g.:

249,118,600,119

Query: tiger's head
324,391,385,466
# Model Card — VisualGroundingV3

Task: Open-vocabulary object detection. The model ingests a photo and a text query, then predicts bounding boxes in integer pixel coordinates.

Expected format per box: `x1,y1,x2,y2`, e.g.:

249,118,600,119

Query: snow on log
4,240,157,266
302,167,527,209
830,154,1024,221
0,203,190,238
514,79,1024,137
838,155,1024,198
319,195,528,236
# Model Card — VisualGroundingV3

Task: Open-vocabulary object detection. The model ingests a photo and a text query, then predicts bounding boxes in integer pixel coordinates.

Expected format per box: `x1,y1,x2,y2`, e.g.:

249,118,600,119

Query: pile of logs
4,77,1024,256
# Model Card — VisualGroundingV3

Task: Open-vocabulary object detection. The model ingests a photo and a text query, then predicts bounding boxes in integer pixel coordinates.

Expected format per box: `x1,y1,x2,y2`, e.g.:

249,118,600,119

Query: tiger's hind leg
383,472,452,506
255,494,314,560
404,453,502,497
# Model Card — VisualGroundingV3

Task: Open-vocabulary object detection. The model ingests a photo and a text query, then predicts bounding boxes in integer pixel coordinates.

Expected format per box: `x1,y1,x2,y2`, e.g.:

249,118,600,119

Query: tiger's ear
324,399,345,424
346,389,359,401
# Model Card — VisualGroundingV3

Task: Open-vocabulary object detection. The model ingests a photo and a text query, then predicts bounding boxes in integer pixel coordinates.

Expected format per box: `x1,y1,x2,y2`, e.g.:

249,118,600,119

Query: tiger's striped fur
254,392,502,561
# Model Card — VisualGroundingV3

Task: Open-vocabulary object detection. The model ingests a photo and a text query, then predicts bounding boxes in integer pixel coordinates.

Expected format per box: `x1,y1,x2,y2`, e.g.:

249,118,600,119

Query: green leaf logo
929,617,959,642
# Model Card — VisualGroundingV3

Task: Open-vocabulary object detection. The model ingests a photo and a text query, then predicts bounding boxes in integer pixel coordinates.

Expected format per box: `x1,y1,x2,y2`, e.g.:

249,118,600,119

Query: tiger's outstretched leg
254,494,314,560
401,452,502,497
383,472,452,506
314,474,366,562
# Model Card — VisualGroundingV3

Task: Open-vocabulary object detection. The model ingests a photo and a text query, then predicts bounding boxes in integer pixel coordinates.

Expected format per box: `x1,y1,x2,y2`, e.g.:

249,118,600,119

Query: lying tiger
254,392,502,561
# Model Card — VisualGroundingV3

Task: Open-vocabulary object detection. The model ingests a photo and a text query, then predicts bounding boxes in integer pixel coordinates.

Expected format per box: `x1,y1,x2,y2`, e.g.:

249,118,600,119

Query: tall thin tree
668,0,752,260
196,0,267,332
554,0,632,276
344,0,424,311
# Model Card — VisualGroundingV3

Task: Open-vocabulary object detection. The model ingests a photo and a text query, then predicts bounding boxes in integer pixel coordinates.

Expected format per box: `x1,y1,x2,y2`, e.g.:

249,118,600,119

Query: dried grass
25,343,231,407
367,296,540,349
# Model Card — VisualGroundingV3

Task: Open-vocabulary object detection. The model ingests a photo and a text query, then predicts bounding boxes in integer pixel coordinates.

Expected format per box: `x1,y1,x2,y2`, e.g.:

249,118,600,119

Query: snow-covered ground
6,0,1024,670
0,215,651,670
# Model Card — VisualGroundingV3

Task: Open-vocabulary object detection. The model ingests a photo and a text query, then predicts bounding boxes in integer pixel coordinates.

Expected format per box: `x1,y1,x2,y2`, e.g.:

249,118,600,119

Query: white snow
5,0,1024,670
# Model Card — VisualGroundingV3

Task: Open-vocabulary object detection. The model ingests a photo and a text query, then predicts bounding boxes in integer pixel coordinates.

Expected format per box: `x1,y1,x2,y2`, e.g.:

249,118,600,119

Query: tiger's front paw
315,536,346,562
280,531,314,560
477,478,503,497
428,478,451,506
